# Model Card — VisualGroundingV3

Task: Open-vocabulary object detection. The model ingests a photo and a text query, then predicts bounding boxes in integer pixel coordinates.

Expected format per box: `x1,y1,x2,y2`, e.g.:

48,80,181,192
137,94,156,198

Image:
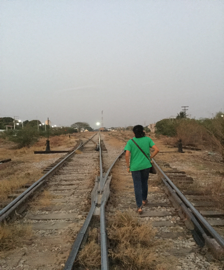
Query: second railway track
1,134,100,269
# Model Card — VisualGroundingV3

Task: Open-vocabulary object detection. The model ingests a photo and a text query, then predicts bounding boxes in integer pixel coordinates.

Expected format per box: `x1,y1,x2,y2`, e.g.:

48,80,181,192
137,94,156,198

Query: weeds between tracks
29,190,54,210
75,228,101,268
75,211,175,270
107,211,175,270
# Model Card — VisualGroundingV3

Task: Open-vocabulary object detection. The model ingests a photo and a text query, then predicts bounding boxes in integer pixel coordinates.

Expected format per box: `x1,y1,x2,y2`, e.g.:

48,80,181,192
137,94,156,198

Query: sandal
137,207,143,215
142,199,148,206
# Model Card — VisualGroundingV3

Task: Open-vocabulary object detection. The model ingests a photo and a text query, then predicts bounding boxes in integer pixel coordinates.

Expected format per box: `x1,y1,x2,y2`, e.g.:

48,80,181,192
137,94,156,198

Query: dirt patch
104,132,127,148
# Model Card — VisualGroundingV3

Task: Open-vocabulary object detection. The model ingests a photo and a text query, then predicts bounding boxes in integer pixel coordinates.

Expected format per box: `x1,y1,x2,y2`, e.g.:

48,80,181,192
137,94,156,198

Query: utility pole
37,117,39,131
101,110,103,128
13,116,19,129
45,117,50,152
181,106,189,116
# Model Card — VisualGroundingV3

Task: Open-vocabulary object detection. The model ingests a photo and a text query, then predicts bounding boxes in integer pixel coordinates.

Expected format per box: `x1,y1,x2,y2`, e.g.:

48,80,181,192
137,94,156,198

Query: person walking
124,125,159,214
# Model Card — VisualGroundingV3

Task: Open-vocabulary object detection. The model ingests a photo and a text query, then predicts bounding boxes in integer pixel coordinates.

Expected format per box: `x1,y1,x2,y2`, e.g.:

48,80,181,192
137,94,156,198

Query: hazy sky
1,0,224,128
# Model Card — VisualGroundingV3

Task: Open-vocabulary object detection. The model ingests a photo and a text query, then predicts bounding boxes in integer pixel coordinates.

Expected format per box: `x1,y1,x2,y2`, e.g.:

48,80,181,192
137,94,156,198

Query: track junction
0,132,224,270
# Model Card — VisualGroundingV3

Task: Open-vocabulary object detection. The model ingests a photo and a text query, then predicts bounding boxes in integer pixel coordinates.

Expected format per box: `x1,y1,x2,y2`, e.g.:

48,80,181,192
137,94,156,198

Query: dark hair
133,125,145,138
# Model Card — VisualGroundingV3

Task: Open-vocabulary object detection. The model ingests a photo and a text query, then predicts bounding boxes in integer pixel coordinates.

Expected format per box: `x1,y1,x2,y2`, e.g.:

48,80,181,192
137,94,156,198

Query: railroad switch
178,139,184,153
46,139,51,152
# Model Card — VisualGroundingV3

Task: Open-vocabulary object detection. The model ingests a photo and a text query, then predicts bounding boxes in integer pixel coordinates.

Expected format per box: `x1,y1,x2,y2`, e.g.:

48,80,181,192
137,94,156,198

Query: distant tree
176,111,186,119
214,111,224,119
24,120,41,128
71,122,91,132
85,126,93,131
144,126,151,132
155,119,177,137
0,117,14,129
23,120,29,127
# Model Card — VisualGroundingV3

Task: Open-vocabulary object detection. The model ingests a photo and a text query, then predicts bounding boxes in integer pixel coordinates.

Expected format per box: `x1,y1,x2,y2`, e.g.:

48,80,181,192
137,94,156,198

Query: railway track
0,139,82,212
104,132,224,269
1,132,224,269
0,135,96,223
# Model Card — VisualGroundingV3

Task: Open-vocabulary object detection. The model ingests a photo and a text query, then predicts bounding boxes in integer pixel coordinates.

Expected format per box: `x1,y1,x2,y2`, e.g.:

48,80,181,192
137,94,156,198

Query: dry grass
0,224,32,251
176,120,223,153
75,228,101,268
159,120,224,157
0,171,42,200
33,135,78,150
0,134,79,202
30,190,54,209
108,211,175,270
202,178,224,209
161,136,177,147
74,212,175,269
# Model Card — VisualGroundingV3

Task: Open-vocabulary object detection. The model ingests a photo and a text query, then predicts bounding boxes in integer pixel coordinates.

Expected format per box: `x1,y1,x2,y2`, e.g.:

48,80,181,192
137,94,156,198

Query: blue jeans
131,168,150,208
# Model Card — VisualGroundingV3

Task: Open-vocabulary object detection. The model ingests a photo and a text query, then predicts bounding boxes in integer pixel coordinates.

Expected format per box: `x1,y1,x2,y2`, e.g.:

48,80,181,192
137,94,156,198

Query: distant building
5,125,13,131
99,127,107,131
148,123,156,133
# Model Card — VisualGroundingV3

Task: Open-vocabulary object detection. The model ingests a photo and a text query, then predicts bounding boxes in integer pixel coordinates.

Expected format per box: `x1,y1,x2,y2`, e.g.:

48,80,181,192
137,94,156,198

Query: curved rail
0,133,97,223
64,133,124,270
100,151,124,269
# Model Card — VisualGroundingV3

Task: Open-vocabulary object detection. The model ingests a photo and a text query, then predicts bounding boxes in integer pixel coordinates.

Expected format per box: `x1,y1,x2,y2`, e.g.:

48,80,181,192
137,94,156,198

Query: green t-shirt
124,136,155,171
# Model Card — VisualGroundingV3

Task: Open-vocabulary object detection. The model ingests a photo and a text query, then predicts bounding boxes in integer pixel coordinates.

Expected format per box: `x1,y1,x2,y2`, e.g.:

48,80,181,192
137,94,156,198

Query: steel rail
0,133,97,223
64,176,99,270
100,150,125,192
100,201,109,270
64,132,103,270
153,158,224,248
64,202,97,270
99,132,103,182
100,151,124,269
162,178,206,246
64,132,124,270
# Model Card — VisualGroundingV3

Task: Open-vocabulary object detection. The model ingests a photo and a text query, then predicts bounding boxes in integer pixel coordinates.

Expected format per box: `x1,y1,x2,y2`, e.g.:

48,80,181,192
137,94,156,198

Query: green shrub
199,114,224,145
8,127,39,148
155,119,177,137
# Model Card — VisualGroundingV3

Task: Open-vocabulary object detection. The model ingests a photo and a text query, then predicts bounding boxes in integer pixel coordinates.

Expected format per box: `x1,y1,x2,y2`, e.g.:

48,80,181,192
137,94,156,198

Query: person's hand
127,167,130,173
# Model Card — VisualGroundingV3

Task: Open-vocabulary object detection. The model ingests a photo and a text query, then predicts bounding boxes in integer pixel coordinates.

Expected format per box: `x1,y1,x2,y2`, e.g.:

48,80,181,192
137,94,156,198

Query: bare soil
0,134,79,202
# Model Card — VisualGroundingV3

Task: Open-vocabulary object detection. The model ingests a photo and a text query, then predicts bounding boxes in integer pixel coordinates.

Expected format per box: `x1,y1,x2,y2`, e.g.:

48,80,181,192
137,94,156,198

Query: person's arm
125,150,131,173
150,145,159,160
